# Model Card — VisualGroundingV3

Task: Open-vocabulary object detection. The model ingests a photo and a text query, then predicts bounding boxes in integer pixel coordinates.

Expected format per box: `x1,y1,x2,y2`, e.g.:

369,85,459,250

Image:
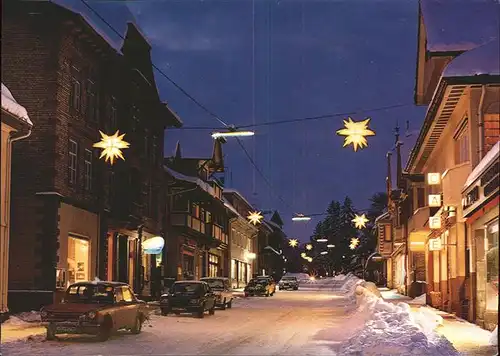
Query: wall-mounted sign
428,194,442,207
142,236,165,255
427,173,441,185
462,186,479,210
429,238,442,251
429,216,441,229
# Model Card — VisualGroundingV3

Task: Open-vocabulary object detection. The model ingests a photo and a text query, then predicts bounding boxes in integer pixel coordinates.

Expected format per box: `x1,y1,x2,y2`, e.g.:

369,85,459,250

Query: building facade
223,190,259,288
0,84,33,318
403,0,499,328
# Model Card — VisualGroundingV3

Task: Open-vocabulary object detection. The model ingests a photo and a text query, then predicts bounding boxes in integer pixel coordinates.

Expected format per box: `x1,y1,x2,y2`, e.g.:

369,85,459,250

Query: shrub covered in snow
337,280,458,356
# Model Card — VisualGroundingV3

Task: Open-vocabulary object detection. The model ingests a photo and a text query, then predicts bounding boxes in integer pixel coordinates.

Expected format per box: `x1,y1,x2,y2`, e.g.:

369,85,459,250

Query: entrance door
117,235,129,283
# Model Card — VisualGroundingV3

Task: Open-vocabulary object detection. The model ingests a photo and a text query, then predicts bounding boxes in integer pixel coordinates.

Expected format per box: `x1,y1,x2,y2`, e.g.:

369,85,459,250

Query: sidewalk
379,288,497,356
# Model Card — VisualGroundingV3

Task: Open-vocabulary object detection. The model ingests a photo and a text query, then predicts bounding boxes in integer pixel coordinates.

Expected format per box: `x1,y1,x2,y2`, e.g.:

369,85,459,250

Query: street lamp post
362,251,383,280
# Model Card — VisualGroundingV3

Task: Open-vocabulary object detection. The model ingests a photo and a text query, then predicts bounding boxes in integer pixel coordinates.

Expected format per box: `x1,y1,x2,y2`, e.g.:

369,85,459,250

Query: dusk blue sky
74,0,428,240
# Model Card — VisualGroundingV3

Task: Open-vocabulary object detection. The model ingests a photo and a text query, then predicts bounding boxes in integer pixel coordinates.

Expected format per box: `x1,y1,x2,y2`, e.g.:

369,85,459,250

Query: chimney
174,141,182,161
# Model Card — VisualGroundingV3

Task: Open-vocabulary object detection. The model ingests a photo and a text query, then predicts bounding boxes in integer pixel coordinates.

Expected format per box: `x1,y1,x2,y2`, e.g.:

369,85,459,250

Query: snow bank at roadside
336,276,458,356
3,311,42,327
490,325,498,346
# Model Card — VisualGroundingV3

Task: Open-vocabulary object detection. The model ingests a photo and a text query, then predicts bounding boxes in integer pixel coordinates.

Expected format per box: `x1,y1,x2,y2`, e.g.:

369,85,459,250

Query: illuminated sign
142,236,165,255
427,173,441,185
429,216,441,229
428,194,442,207
429,238,442,251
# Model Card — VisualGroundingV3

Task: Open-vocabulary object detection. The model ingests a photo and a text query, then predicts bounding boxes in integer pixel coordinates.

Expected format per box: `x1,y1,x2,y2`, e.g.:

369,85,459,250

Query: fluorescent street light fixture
316,238,328,242
320,251,328,255
327,244,335,248
211,131,255,139
292,214,311,222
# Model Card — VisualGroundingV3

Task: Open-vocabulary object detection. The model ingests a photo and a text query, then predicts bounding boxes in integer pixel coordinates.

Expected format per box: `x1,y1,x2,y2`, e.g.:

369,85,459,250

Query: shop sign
428,194,442,207
429,216,441,229
427,173,441,185
142,236,165,255
429,238,442,251
462,186,479,211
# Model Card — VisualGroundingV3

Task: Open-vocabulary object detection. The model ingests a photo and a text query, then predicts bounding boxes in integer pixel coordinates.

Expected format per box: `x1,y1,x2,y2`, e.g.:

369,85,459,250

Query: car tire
98,317,112,342
46,323,56,341
227,299,232,309
131,316,142,334
196,305,205,319
265,291,270,297
161,307,170,316
220,298,226,310
209,305,215,315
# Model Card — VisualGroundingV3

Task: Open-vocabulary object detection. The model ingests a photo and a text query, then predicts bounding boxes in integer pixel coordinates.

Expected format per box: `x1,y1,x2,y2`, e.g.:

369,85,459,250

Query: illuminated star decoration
349,237,360,250
305,244,313,250
93,130,130,165
336,117,376,151
247,211,263,225
307,257,313,262
352,214,369,229
300,252,307,258
288,238,299,248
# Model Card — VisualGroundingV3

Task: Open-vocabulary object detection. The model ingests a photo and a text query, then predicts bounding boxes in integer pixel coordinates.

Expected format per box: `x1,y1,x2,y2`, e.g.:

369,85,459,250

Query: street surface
1,279,368,356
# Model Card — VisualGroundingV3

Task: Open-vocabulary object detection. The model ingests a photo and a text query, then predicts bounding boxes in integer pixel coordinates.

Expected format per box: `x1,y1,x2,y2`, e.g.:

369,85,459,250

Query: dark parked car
200,277,233,309
278,276,299,290
40,281,148,341
244,277,276,297
160,281,216,318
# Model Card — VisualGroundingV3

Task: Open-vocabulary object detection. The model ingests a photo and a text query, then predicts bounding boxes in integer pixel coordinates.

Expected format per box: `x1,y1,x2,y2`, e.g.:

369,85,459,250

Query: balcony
171,213,206,235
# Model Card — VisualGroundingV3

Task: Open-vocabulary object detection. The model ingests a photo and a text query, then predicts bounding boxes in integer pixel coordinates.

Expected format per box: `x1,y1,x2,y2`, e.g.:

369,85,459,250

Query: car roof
173,280,206,284
69,281,129,287
200,277,228,280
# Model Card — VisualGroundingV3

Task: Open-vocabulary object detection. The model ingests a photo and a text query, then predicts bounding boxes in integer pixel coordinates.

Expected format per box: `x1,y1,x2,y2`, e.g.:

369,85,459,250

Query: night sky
66,0,427,241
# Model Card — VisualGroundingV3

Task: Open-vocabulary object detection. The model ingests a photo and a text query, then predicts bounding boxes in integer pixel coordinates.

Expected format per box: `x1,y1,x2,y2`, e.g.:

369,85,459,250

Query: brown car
40,281,148,341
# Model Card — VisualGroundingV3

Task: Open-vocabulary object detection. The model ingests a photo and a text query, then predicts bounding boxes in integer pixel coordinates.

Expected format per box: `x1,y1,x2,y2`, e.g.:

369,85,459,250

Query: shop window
454,120,470,164
485,219,499,311
67,236,90,285
209,254,219,277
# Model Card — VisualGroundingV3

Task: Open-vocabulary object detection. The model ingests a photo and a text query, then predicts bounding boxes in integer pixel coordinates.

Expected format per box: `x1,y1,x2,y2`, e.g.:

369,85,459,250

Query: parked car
278,276,299,290
160,281,216,318
200,277,233,309
244,277,276,297
40,281,148,341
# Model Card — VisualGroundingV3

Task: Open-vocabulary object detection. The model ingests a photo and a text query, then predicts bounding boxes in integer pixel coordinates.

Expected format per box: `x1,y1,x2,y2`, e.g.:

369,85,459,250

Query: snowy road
1,280,366,356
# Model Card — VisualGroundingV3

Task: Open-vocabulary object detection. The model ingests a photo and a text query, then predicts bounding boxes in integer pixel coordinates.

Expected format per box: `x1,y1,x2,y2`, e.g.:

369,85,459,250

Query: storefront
462,142,499,331
231,259,251,289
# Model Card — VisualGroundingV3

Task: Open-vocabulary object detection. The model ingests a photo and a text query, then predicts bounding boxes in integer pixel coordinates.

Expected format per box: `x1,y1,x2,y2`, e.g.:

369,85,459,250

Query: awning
463,141,499,192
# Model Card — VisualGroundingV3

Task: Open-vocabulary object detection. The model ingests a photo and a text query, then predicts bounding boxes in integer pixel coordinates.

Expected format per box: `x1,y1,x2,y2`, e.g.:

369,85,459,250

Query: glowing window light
336,117,376,151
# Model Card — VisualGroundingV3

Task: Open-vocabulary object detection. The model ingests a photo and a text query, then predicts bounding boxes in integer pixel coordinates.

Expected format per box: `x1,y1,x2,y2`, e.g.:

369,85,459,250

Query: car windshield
255,279,268,285
171,283,203,294
64,284,114,304
202,279,224,289
282,277,297,281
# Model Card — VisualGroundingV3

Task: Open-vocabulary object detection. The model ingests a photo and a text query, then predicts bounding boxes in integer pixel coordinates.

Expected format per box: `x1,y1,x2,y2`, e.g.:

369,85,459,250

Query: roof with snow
463,141,499,192
420,0,499,53
444,39,500,78
164,165,216,197
1,83,33,126
222,189,255,211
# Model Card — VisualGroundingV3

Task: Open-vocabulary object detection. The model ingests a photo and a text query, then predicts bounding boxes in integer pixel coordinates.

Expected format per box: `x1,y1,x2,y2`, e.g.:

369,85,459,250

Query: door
117,235,129,283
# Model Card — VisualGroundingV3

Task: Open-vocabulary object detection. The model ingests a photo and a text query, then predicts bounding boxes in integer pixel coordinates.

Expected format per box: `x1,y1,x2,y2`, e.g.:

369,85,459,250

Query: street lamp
362,252,384,279
288,238,299,247
316,238,328,243
320,251,328,255
211,130,255,139
327,244,335,248
292,214,312,222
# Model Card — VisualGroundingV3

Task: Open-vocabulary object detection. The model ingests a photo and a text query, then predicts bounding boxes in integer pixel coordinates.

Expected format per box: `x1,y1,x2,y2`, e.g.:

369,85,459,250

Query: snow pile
490,325,498,346
337,284,458,355
3,311,41,326
1,83,32,124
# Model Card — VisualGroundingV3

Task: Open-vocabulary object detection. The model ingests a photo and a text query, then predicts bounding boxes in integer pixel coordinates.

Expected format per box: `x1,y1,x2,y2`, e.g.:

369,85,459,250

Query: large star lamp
288,238,299,248
352,214,369,229
336,117,376,151
247,211,263,225
305,244,313,251
93,130,130,165
350,237,360,250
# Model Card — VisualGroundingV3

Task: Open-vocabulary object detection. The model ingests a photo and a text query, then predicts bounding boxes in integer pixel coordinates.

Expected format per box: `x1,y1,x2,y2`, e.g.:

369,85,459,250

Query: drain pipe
478,85,486,161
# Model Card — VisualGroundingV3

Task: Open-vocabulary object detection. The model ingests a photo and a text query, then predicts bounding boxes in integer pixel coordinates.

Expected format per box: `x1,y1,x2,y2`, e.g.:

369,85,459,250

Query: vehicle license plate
56,323,78,333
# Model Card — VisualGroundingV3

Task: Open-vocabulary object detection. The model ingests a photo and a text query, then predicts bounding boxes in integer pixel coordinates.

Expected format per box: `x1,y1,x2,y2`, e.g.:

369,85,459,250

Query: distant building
0,84,33,318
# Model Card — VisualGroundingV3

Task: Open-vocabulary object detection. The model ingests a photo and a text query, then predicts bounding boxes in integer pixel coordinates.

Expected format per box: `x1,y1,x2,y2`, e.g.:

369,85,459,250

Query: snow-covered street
0,279,361,356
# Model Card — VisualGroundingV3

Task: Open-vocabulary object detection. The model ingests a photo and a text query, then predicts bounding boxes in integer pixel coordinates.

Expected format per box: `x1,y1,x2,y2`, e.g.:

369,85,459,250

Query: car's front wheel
161,307,171,316
220,298,226,310
209,304,215,315
98,317,112,342
196,304,205,318
46,323,56,341
227,299,232,309
131,315,142,334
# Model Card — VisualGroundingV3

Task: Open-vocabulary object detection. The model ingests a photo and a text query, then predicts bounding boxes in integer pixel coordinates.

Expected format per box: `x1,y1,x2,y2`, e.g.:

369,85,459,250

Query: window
208,254,219,277
152,135,158,165
114,287,124,303
86,79,98,122
454,121,470,164
191,203,200,218
68,139,78,184
384,224,392,242
416,187,425,209
67,236,89,284
84,149,92,191
70,66,81,112
110,96,117,129
205,211,212,223
122,287,134,302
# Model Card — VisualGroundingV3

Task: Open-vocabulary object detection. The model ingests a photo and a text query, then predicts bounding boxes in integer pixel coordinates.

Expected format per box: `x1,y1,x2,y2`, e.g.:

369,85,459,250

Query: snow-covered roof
420,0,499,53
222,197,241,218
1,83,33,126
444,39,500,78
267,220,282,231
374,211,391,223
164,166,216,196
463,141,499,192
222,189,255,211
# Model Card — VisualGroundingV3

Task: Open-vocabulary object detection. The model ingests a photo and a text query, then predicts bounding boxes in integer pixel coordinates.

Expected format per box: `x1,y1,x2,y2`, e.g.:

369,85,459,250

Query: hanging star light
247,211,263,225
350,237,360,249
336,117,376,151
300,252,307,258
306,257,313,262
305,244,313,251
352,214,369,229
288,238,299,248
93,130,130,165
349,243,357,250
